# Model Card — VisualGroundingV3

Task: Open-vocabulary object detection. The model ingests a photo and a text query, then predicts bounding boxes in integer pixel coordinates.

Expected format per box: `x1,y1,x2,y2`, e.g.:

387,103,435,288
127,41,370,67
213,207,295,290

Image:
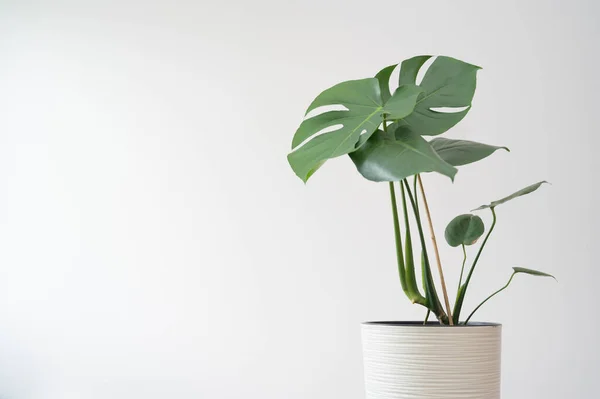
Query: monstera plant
288,55,555,325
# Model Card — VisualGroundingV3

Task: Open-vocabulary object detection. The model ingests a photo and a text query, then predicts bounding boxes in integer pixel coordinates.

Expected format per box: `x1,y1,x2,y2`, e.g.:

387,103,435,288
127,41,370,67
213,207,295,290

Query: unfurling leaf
513,267,557,280
444,214,485,247
473,181,549,211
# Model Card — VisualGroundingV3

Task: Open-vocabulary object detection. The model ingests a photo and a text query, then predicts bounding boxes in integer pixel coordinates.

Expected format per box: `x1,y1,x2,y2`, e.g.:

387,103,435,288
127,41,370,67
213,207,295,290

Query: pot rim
362,321,501,327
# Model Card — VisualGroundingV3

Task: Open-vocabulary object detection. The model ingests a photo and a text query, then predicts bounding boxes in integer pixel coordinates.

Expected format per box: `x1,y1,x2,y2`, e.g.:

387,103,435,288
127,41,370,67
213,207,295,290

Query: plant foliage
287,55,555,325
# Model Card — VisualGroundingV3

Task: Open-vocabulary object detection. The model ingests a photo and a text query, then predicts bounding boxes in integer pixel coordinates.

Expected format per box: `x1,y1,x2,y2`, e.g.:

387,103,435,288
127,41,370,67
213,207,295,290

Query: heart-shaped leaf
444,214,485,247
513,267,556,280
288,79,423,182
430,137,509,166
349,125,457,182
473,181,548,211
397,56,481,136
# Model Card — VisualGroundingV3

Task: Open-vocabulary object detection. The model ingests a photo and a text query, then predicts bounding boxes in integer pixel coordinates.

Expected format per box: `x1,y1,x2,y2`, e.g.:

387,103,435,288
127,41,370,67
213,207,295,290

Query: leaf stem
389,182,409,296
453,207,497,324
465,272,516,324
458,244,467,292
416,174,454,325
403,180,447,324
400,182,427,304
423,308,431,325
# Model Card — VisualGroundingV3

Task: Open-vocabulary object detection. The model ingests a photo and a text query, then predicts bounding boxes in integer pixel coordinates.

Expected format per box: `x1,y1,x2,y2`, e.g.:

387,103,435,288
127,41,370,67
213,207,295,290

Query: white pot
361,322,502,399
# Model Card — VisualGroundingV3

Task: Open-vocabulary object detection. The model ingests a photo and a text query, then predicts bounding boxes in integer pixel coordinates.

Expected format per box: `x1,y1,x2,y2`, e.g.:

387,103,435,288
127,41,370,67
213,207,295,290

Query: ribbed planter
361,322,501,399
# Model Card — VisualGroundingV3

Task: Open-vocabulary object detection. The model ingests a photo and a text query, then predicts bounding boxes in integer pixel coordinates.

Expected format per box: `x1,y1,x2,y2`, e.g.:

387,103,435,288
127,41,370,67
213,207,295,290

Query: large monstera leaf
288,79,423,182
396,56,481,136
349,124,457,182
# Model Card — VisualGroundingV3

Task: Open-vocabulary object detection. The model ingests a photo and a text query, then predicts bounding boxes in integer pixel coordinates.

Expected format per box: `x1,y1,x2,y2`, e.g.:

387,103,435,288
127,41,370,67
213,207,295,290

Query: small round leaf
444,214,485,247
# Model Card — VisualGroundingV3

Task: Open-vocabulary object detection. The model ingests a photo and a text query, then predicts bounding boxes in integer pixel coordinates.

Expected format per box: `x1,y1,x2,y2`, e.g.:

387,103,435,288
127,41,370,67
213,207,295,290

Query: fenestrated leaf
375,64,397,103
375,57,430,107
513,267,557,280
349,125,457,182
290,79,382,149
430,137,509,166
385,85,424,119
288,79,423,182
444,214,485,247
473,181,548,211
399,55,431,86
397,56,481,136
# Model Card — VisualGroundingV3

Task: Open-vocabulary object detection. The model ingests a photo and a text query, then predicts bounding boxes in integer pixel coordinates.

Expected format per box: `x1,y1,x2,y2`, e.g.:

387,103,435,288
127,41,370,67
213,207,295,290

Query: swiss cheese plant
288,56,555,325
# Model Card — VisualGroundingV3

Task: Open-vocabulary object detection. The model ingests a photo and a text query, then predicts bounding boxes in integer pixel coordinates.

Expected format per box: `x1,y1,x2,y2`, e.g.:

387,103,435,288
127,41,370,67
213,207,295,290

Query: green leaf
430,137,509,166
399,55,431,86
473,181,549,211
513,267,557,280
288,79,423,182
349,125,457,182
375,64,397,103
444,214,485,247
398,56,481,136
384,85,424,119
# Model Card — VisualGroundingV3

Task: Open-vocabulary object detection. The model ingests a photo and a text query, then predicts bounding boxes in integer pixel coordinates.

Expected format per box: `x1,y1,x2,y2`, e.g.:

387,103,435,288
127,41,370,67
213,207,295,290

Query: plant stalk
384,116,424,304
416,174,453,325
465,272,516,324
453,207,498,324
400,182,427,304
423,308,431,325
458,244,467,292
403,180,448,324
389,182,409,296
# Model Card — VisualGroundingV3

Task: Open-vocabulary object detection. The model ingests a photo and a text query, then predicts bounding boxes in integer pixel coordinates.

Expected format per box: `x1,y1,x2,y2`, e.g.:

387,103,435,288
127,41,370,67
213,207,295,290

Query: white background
1,0,598,398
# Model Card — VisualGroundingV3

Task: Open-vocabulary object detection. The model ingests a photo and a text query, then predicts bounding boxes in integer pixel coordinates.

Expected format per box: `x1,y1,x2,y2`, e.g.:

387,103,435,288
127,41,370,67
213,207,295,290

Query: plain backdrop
1,0,598,398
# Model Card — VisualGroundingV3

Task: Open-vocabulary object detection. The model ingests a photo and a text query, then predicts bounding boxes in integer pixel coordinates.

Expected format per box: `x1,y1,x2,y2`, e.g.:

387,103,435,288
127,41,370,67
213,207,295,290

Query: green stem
465,272,516,324
457,244,467,292
416,174,453,325
413,174,418,201
423,308,431,325
385,116,413,300
400,182,426,304
453,207,497,324
411,178,428,294
389,182,409,296
402,180,447,324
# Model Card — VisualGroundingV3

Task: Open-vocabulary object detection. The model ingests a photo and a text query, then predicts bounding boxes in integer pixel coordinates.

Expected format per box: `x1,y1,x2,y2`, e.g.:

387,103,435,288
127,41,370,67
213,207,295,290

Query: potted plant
287,55,555,399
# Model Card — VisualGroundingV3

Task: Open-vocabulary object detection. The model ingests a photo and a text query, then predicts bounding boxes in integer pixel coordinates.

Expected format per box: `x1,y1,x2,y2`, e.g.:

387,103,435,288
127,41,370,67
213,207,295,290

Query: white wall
0,0,598,398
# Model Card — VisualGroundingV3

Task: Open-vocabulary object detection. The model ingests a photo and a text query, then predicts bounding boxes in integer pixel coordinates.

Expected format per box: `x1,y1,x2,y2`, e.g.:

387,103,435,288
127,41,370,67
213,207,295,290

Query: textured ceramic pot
362,322,501,399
